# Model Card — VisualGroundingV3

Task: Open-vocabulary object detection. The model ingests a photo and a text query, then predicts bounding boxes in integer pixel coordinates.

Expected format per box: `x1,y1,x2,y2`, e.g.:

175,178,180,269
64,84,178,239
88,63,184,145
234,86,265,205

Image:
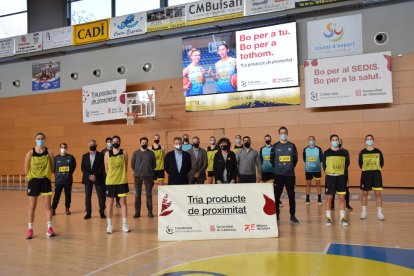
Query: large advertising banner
110,12,147,39
147,5,186,32
307,14,362,59
305,51,393,108
42,27,73,50
158,184,278,241
236,22,298,91
0,37,15,58
186,0,243,26
15,32,42,54
295,0,351,8
73,19,109,45
82,79,127,123
186,87,300,111
32,61,60,91
244,0,295,16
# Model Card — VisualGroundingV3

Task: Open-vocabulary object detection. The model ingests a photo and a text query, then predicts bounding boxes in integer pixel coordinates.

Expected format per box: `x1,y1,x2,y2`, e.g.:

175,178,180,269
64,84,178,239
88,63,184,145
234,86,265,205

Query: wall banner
0,37,15,58
110,12,147,39
147,5,186,32
244,0,295,16
73,19,109,45
186,0,243,26
42,27,73,50
32,61,60,91
15,32,42,54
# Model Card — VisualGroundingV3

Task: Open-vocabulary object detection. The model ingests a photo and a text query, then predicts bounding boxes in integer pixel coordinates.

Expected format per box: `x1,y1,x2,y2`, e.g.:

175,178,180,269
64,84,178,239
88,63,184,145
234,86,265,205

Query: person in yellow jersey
24,132,55,239
152,134,165,185
358,134,385,220
233,134,243,153
104,135,130,234
322,134,350,227
206,136,219,184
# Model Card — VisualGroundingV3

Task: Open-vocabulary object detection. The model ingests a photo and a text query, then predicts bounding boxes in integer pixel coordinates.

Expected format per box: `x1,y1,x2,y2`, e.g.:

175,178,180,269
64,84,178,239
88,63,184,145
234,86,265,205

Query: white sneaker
378,213,385,220
106,225,113,234
360,212,367,220
325,217,332,227
122,224,130,233
339,218,349,226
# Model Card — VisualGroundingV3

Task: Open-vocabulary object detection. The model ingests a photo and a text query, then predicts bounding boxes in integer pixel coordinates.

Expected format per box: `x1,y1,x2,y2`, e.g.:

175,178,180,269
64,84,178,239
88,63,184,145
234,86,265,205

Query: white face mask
60,148,67,155
210,140,216,145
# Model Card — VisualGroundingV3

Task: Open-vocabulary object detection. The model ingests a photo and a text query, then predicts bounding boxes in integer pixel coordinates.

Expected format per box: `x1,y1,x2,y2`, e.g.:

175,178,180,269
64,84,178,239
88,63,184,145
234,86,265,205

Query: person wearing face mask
270,126,299,224
102,137,121,209
206,136,219,184
52,143,76,216
213,137,238,184
164,137,192,185
81,139,106,220
358,135,385,220
303,136,323,205
331,139,353,211
233,135,243,153
152,134,165,185
182,133,193,152
24,132,56,239
236,136,262,183
322,134,350,227
104,135,130,234
188,136,208,184
131,137,156,218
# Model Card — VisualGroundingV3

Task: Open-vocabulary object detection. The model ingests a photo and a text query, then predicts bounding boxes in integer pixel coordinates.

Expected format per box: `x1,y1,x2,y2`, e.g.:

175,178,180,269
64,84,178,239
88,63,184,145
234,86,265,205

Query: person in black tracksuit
52,143,76,215
213,137,237,184
270,127,299,224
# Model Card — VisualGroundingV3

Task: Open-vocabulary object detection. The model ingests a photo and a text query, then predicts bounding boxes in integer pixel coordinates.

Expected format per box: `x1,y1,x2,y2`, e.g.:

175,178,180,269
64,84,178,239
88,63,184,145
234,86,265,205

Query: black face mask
112,143,120,149
244,142,251,148
183,138,189,143
141,144,148,150
154,140,160,144
220,145,228,151
265,140,271,145
193,143,199,148
89,145,97,151
338,144,342,149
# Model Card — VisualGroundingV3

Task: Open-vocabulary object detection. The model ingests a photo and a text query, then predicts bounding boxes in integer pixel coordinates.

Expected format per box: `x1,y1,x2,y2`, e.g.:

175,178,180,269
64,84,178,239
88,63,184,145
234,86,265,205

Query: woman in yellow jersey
104,135,130,234
152,134,165,185
24,132,55,239
206,136,218,184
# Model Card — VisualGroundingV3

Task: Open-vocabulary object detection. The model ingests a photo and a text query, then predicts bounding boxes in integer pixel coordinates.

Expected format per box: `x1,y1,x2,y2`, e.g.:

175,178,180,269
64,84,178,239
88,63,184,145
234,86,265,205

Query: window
168,0,198,6
70,0,112,25
115,0,160,16
0,0,27,39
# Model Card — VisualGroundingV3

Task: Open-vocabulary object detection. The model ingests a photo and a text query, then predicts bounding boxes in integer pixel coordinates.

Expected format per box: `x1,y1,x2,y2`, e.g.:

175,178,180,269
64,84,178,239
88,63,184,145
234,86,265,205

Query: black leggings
273,175,296,217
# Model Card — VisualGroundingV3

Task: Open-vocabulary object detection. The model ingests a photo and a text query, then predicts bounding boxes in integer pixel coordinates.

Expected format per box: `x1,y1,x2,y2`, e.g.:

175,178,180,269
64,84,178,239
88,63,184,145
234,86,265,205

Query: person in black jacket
52,143,76,216
213,137,237,184
81,139,106,219
164,137,192,185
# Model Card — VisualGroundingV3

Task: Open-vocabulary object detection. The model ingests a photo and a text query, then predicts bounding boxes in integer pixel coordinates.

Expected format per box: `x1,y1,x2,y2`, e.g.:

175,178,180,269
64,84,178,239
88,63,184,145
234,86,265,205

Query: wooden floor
1,187,413,275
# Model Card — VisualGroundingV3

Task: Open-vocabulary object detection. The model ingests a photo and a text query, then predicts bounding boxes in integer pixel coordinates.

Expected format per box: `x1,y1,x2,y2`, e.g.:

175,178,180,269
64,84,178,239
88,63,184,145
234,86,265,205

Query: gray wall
28,0,67,33
1,1,414,98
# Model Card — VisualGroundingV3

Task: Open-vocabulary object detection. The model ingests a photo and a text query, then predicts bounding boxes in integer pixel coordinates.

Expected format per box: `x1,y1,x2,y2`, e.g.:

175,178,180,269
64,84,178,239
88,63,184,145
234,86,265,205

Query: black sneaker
346,204,353,211
133,213,140,218
84,213,91,219
116,202,121,208
305,199,310,205
148,212,154,218
290,216,300,224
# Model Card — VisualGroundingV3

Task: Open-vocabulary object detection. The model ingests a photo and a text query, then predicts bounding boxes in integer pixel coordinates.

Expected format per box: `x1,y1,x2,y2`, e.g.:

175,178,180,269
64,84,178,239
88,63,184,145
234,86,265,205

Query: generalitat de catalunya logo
323,23,344,42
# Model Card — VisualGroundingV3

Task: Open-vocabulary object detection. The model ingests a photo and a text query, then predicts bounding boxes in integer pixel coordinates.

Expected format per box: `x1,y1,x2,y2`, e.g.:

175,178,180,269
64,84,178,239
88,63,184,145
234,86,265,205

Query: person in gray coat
188,136,208,184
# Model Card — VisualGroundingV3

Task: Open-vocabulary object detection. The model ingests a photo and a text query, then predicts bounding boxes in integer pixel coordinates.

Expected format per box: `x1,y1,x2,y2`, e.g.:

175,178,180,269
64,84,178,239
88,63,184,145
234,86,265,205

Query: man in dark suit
81,139,106,219
164,137,192,185
188,136,208,184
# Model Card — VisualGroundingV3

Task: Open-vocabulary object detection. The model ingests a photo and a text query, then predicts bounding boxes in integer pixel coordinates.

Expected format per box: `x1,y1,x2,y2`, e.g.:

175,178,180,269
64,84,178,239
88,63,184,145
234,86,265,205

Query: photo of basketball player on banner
182,32,237,96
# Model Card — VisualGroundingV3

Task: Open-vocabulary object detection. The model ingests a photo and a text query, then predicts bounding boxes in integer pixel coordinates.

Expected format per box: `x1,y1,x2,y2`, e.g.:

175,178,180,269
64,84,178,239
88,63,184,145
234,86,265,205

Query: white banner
236,22,298,91
307,14,363,59
147,5,186,32
110,12,147,39
42,27,72,50
244,0,295,16
82,79,127,123
305,51,393,108
186,0,244,25
15,32,43,54
158,184,278,241
0,37,15,58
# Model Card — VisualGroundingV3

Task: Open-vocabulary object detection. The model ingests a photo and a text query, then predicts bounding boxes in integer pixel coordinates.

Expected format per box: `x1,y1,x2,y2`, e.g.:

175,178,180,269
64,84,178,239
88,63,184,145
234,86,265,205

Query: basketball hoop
125,112,138,125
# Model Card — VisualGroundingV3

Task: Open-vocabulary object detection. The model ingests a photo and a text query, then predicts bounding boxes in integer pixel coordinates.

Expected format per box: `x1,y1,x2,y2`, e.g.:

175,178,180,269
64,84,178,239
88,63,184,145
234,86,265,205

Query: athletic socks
377,207,385,220
325,210,331,219
107,218,112,226
47,221,52,228
339,210,345,220
122,217,127,225
360,206,367,219
28,223,33,229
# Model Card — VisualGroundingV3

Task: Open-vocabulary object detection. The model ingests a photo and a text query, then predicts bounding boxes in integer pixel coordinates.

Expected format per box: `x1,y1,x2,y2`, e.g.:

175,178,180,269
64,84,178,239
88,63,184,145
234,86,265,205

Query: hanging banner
147,5,186,32
110,12,147,39
307,14,362,59
305,51,393,108
236,22,298,91
295,0,351,8
42,27,73,50
0,37,15,58
32,61,61,91
186,0,243,26
82,79,127,123
186,87,300,111
15,32,42,54
158,184,278,241
244,0,295,16
73,19,109,45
